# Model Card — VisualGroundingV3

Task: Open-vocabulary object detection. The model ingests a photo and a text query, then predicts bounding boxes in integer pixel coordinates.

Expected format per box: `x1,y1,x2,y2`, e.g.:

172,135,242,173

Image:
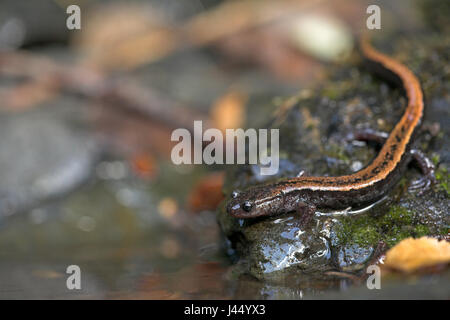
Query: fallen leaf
74,3,177,71
210,91,247,133
187,171,225,212
383,237,450,273
130,152,158,179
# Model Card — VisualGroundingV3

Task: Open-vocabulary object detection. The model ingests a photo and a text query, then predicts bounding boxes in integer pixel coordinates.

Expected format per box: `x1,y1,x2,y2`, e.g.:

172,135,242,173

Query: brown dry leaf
383,237,450,273
210,91,247,133
187,171,225,213
74,3,177,71
100,28,177,70
130,152,158,179
184,0,323,46
75,0,325,72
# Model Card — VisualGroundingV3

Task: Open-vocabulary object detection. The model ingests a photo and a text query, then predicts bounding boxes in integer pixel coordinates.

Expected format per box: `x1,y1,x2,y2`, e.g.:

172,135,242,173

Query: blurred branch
0,51,210,131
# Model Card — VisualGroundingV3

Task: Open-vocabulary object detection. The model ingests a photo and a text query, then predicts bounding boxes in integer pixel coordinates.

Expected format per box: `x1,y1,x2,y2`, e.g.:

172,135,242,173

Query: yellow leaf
384,237,450,273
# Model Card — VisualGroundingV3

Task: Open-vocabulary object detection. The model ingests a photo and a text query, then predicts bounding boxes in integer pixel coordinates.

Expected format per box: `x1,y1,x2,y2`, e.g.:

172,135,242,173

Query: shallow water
0,157,349,299
1,158,447,299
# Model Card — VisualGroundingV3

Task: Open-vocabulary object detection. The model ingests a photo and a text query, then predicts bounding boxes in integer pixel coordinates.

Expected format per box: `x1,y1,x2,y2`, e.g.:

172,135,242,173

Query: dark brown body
226,36,435,219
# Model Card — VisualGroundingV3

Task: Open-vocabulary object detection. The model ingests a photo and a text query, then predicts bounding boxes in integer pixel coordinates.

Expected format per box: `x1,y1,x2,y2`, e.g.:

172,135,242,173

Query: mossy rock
218,34,450,281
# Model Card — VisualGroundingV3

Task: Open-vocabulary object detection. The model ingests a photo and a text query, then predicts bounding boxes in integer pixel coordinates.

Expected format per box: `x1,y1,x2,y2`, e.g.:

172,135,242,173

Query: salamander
226,35,436,219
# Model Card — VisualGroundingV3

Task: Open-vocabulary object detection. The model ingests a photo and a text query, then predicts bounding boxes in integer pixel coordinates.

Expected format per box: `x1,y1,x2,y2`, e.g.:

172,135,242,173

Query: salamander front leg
408,149,437,194
296,202,316,226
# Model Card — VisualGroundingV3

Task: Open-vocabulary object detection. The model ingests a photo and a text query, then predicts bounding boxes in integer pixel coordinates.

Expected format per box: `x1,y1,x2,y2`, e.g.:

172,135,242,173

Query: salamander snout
226,190,257,218
226,188,283,218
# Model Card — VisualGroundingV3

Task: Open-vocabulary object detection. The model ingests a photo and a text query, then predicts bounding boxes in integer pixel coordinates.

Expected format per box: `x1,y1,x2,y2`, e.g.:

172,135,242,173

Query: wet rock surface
218,34,450,282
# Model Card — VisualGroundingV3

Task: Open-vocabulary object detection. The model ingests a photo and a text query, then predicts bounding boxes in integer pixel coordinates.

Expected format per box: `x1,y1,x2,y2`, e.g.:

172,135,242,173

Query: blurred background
0,0,447,299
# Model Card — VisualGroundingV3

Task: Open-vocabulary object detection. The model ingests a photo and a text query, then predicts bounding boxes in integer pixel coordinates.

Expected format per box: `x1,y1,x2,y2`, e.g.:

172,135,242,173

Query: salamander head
226,186,284,218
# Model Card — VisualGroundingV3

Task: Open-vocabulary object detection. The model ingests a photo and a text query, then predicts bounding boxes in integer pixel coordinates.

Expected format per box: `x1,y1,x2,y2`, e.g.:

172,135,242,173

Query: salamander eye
231,191,239,199
242,201,253,212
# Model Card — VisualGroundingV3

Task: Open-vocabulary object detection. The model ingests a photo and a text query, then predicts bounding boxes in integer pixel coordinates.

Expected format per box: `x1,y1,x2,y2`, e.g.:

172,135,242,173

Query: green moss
429,154,449,196
322,86,341,100
397,177,408,189
414,224,432,237
336,205,432,248
382,205,413,225
431,153,440,166
435,165,450,195
324,143,350,162
439,227,450,235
